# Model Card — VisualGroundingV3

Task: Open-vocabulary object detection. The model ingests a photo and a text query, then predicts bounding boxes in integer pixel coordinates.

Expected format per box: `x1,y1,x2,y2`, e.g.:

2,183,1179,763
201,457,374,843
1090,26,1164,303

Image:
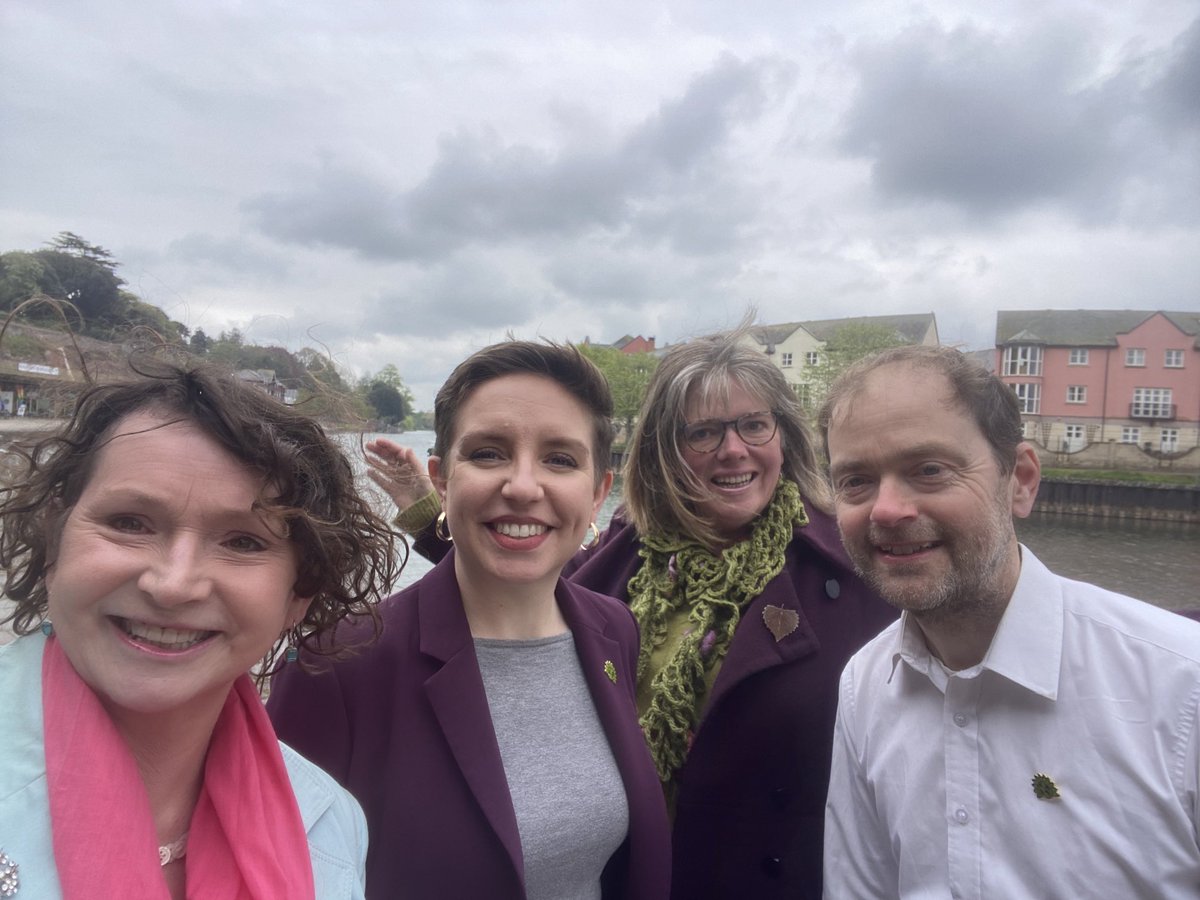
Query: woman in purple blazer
268,341,671,899
374,325,897,899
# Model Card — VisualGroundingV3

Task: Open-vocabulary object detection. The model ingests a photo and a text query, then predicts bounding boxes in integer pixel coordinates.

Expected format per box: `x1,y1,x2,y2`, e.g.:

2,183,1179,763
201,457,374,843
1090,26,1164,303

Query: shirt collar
888,545,1062,699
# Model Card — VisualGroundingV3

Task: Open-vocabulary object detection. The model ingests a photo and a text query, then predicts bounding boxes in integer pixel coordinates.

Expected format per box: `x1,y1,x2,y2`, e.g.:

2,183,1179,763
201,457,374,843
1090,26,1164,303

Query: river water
363,432,1199,611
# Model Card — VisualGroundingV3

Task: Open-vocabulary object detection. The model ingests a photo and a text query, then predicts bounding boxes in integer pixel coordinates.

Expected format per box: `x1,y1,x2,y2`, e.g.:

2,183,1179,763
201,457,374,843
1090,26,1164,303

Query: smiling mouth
713,473,754,488
492,522,548,539
877,542,940,557
117,618,215,651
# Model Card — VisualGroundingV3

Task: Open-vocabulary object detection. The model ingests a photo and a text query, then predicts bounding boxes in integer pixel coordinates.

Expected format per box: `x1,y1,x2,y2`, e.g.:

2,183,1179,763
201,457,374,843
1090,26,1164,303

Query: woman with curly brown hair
0,360,399,900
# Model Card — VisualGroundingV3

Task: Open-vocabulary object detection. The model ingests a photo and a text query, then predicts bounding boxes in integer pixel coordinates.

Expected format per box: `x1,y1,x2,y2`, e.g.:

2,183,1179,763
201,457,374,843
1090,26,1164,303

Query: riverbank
1036,477,1200,523
0,417,62,437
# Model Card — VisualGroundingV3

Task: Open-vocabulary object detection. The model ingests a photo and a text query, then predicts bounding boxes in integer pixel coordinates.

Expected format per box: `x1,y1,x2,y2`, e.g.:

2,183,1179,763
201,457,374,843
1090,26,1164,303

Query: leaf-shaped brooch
604,660,617,683
762,605,799,642
1032,773,1060,800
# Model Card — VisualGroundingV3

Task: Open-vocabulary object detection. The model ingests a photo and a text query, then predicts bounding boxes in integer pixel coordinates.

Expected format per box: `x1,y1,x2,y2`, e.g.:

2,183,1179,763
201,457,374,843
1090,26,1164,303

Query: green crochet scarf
628,479,806,784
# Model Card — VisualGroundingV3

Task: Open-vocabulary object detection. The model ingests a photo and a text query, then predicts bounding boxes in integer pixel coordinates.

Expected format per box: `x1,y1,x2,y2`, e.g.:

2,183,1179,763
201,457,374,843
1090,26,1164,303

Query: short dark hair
0,360,400,672
818,344,1024,474
622,325,830,549
432,340,614,484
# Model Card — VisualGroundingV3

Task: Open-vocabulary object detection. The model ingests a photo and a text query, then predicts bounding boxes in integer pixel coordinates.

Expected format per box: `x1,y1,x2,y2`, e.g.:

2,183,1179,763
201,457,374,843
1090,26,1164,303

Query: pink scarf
42,636,316,899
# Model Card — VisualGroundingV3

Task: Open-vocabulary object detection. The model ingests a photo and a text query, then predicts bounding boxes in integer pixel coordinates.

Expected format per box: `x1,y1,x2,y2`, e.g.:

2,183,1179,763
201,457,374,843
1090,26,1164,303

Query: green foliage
357,364,416,426
0,332,42,359
366,380,409,424
189,328,213,354
118,294,188,343
0,251,47,311
48,231,118,271
798,323,909,410
578,343,658,442
406,409,435,430
0,234,411,427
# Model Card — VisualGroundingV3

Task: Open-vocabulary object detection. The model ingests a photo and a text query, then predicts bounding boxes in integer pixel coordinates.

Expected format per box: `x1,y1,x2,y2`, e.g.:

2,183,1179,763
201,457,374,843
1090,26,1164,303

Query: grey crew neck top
474,632,629,900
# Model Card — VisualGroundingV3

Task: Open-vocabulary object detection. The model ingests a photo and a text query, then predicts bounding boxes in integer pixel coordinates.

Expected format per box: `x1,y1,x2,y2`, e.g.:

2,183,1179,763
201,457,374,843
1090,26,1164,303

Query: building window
1125,348,1145,367
1131,387,1173,418
1068,348,1089,366
1066,386,1086,404
1021,421,1038,439
792,383,812,406
1002,345,1043,376
1161,428,1179,452
1011,383,1040,414
1121,427,1141,444
781,352,793,367
1064,424,1085,451
1165,349,1184,368
805,351,820,366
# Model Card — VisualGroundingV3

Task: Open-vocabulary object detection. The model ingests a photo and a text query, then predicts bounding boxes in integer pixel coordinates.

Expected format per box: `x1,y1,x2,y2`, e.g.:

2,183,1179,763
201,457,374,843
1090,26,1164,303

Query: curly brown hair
0,359,401,679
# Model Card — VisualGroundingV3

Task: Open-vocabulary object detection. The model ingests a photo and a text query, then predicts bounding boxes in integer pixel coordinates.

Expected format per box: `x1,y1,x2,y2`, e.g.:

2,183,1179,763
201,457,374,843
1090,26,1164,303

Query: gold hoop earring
435,511,453,543
581,522,600,550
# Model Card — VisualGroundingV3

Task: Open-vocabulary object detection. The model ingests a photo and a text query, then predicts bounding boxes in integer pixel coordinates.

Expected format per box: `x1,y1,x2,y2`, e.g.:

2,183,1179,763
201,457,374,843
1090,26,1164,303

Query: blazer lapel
418,553,525,888
557,584,645,810
705,575,818,716
702,522,841,716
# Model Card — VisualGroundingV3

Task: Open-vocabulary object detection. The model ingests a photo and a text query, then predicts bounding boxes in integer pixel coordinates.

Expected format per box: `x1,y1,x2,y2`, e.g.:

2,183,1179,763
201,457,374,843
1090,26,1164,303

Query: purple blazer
268,551,672,900
417,504,897,900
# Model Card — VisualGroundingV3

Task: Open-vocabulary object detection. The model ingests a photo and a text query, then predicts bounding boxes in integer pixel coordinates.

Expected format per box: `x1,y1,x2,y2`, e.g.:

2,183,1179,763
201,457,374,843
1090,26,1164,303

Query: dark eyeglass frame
681,410,780,453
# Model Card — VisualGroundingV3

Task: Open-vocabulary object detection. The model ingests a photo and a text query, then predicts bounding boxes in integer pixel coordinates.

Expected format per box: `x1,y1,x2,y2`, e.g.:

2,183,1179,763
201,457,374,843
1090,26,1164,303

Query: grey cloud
838,18,1200,224
1153,16,1200,128
164,233,291,279
244,54,778,262
358,255,542,339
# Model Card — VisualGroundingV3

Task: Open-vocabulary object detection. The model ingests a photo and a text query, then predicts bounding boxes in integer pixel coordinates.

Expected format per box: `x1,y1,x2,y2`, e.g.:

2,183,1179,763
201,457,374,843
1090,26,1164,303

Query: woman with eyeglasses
370,325,896,900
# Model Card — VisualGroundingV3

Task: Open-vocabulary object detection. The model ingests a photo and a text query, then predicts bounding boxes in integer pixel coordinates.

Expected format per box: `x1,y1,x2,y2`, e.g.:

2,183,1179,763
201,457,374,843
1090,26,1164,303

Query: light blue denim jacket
0,633,366,899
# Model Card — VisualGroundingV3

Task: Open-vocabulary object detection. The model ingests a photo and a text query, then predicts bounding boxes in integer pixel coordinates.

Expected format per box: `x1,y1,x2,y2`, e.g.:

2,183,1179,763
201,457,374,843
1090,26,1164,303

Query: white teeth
121,620,211,650
880,542,936,556
713,474,753,487
493,522,548,538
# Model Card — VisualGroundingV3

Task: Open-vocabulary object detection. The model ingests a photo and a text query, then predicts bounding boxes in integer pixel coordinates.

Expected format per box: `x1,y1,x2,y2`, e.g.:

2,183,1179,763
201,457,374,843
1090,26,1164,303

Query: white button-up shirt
823,547,1200,899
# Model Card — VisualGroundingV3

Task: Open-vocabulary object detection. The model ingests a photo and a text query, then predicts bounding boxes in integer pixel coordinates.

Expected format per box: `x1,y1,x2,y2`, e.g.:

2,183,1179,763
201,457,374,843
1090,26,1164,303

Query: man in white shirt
817,344,1200,899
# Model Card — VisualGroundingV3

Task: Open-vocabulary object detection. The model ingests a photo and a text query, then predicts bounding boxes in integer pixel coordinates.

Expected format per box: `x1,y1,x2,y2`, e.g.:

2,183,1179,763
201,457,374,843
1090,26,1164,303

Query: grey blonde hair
623,325,830,549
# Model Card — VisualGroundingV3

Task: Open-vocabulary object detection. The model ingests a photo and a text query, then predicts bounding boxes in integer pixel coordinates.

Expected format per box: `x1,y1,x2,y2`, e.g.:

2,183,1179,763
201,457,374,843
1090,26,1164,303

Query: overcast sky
2,0,1198,408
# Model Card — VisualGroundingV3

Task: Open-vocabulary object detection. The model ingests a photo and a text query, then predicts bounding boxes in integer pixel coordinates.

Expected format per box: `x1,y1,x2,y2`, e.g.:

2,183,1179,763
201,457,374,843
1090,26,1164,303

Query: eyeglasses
682,411,779,453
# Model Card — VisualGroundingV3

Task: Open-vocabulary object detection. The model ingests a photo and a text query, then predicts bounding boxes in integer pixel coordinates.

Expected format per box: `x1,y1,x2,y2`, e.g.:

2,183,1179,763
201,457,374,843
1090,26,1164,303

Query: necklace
158,831,189,866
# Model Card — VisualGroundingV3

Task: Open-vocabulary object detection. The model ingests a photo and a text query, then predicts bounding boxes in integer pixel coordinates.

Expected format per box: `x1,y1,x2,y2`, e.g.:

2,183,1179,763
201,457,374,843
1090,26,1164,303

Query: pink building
995,310,1200,453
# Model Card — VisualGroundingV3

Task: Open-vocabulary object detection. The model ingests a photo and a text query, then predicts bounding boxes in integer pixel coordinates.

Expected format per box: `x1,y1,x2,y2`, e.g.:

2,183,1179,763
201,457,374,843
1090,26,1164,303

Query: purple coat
268,551,672,900
417,505,897,899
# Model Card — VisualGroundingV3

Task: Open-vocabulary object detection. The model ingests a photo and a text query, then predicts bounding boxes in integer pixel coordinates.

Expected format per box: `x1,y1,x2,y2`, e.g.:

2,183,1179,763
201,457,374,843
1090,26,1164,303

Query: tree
578,343,658,444
47,232,119,271
29,249,123,325
367,380,409,424
799,322,910,410
189,328,213,354
359,364,415,420
0,251,47,311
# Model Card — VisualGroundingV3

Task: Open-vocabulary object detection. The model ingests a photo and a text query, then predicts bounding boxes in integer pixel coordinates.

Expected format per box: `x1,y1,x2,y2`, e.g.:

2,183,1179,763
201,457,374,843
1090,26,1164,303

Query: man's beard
846,493,1016,623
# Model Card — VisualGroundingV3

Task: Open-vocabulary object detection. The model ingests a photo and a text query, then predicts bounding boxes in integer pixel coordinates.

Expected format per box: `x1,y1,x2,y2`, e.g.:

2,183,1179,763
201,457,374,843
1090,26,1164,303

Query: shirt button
761,856,783,878
954,808,969,825
825,578,840,599
953,713,967,727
